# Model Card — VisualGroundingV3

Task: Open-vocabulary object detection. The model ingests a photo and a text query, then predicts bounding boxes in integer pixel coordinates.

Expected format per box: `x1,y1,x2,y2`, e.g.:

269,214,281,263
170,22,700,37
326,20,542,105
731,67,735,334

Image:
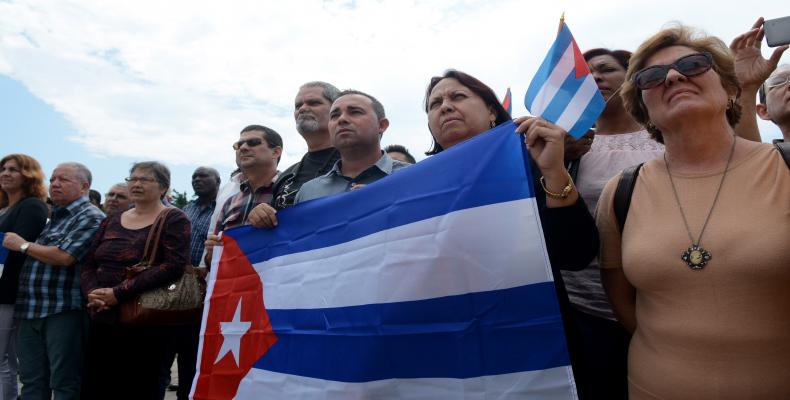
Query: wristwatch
20,242,31,254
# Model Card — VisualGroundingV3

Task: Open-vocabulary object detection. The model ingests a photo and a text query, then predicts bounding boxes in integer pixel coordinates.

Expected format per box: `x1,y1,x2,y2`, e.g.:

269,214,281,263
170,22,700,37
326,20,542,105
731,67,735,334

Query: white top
562,129,664,319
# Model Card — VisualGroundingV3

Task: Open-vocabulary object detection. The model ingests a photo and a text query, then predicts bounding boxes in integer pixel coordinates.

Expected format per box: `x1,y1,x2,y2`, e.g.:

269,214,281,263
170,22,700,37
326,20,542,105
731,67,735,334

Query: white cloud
0,0,787,168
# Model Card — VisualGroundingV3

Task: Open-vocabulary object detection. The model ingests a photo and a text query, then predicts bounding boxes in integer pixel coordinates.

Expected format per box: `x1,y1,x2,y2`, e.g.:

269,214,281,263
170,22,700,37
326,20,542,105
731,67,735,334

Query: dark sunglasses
633,53,714,90
232,138,264,150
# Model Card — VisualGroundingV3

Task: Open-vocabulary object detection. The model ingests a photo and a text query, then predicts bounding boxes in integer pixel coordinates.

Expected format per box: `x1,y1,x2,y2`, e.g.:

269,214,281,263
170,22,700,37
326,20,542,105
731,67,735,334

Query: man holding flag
192,17,603,399
194,122,588,399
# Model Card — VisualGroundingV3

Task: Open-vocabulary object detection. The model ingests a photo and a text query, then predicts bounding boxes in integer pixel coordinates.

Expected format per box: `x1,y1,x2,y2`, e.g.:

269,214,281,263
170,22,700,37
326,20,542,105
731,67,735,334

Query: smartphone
765,16,790,47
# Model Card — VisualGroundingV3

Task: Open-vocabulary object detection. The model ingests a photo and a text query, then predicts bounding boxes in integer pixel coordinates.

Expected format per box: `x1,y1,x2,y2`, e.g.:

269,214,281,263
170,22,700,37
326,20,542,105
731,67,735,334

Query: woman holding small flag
597,25,790,398
0,154,48,400
424,69,599,394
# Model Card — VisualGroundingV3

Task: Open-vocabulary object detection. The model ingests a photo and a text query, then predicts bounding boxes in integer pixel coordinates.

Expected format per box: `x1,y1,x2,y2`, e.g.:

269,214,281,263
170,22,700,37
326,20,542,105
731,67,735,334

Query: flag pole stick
557,12,565,34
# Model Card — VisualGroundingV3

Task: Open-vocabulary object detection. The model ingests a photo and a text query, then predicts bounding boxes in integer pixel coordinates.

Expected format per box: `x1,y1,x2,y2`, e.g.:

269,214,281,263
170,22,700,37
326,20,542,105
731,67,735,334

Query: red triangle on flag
192,236,278,400
572,38,590,79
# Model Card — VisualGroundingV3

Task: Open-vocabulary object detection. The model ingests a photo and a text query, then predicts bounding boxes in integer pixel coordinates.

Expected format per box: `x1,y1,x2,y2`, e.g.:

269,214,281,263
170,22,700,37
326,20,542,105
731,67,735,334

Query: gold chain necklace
663,134,736,270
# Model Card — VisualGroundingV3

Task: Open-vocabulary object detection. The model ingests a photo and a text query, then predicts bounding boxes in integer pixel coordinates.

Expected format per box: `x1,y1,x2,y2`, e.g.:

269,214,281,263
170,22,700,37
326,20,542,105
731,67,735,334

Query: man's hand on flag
204,233,223,265
248,203,278,229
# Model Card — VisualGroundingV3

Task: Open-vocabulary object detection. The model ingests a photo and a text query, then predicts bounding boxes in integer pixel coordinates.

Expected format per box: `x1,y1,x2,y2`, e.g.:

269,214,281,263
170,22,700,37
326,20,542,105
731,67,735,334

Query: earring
490,120,495,128
727,98,735,110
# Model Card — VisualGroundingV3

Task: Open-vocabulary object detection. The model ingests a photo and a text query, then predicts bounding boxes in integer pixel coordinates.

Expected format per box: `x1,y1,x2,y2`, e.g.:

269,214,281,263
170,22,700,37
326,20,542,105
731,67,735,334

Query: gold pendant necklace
664,134,736,270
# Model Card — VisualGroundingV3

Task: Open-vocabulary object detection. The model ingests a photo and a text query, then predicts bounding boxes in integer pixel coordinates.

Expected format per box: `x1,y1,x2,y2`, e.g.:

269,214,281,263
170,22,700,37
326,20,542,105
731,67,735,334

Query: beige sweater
597,143,790,399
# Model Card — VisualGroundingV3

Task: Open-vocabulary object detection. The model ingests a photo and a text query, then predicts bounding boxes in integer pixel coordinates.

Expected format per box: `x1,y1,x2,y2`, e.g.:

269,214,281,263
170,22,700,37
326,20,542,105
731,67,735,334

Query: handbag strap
139,208,172,266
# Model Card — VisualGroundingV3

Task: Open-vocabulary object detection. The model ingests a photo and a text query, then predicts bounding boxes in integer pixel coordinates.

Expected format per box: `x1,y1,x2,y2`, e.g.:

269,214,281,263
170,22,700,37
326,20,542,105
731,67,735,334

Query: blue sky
0,75,226,198
1,1,786,199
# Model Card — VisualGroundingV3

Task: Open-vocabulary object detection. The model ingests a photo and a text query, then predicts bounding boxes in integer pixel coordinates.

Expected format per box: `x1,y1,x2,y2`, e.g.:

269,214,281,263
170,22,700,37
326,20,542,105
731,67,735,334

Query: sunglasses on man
232,138,266,150
633,52,714,90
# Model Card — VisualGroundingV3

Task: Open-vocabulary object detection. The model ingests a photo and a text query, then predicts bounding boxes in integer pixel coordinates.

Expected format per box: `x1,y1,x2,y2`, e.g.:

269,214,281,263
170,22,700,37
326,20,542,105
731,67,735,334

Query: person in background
88,189,102,210
384,144,417,164
293,90,410,203
5,162,104,400
729,17,788,143
270,82,342,209
103,183,131,216
81,161,190,400
0,154,48,400
203,125,282,265
559,48,664,399
247,89,409,230
757,64,790,143
160,165,219,399
183,167,220,267
204,167,241,265
599,24,790,399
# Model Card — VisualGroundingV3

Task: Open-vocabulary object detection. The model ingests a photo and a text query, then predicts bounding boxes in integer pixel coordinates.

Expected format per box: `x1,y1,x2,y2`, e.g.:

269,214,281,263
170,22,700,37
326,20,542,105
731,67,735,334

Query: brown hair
0,154,48,208
621,24,742,143
423,69,512,155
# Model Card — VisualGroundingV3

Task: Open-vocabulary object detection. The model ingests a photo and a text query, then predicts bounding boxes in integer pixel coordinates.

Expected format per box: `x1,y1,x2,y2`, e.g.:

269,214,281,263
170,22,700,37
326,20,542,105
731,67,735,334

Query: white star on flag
215,297,252,366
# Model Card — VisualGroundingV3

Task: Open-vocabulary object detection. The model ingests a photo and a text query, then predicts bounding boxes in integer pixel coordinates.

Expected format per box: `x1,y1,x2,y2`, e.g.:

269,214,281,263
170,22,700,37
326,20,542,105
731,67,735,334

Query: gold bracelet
539,174,574,199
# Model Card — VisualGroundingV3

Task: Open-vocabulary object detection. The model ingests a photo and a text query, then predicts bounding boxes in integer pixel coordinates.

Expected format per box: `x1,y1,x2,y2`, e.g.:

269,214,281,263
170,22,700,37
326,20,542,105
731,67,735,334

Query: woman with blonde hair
597,25,790,398
0,154,48,400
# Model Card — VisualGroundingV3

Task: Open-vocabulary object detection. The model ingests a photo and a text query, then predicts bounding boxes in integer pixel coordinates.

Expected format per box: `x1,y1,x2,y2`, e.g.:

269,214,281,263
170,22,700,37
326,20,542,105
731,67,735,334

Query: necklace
664,134,736,270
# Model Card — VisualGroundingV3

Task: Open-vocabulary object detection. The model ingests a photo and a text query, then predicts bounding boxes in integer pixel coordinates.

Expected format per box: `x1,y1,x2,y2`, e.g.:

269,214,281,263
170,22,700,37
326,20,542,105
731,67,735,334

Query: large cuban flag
524,22,605,138
0,233,7,279
191,123,577,399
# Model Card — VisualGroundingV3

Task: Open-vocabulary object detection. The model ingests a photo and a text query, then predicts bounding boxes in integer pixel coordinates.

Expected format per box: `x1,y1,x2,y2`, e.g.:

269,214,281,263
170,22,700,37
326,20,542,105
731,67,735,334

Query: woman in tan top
597,25,790,399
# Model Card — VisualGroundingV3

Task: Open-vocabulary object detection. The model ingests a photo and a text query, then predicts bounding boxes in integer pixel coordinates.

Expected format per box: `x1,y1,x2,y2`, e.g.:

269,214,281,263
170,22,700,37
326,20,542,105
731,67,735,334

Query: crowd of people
1,18,789,400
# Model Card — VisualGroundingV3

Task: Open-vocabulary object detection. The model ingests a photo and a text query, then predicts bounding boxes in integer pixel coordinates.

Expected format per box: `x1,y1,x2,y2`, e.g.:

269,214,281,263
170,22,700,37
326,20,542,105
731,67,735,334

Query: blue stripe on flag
568,94,606,138
253,282,569,382
540,68,585,123
226,122,535,265
524,24,573,109
0,233,8,265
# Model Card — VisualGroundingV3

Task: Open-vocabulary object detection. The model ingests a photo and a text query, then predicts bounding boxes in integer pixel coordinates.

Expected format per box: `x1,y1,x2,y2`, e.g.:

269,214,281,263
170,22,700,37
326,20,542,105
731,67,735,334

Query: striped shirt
183,199,216,266
214,175,277,234
15,196,105,320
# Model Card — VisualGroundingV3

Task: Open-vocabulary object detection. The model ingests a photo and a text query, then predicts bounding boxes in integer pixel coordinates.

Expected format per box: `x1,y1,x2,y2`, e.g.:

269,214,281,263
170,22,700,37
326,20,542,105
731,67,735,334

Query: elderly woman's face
127,167,165,204
427,78,496,150
640,45,729,131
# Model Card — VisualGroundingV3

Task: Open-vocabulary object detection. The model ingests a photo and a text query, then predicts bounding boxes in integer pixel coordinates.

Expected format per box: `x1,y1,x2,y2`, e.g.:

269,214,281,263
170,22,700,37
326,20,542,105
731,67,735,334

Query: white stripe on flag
529,43,575,116
256,198,553,310
554,75,600,132
233,366,578,399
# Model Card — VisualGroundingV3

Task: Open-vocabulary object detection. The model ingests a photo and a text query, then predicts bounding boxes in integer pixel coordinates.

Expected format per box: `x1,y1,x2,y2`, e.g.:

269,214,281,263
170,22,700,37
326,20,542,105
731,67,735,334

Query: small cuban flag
502,86,513,115
192,123,577,399
524,18,605,138
0,233,8,279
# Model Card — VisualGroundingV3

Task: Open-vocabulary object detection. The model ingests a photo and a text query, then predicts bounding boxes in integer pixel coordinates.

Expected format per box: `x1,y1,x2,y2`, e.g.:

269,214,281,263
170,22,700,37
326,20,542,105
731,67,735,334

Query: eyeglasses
633,53,714,90
232,138,264,150
766,74,790,90
125,176,157,184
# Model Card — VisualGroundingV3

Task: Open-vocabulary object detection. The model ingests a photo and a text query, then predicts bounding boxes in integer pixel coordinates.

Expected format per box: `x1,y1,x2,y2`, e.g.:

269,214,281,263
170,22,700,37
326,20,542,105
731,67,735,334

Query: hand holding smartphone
765,16,790,47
